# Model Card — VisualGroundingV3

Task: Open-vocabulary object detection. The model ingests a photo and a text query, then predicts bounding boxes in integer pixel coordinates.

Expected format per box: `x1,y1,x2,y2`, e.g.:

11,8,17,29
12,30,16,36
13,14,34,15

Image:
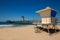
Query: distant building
21,16,24,22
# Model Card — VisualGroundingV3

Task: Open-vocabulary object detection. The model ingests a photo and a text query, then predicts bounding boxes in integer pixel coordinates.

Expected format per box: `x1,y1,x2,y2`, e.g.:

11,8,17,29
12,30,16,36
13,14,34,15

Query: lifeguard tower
35,7,57,34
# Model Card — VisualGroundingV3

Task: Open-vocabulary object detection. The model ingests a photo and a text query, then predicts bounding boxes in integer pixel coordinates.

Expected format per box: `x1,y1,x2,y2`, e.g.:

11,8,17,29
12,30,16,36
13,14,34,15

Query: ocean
0,22,33,28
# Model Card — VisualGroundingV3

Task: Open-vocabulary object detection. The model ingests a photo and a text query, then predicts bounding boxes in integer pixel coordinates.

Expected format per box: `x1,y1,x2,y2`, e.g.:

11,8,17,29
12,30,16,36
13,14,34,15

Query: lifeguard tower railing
33,18,60,24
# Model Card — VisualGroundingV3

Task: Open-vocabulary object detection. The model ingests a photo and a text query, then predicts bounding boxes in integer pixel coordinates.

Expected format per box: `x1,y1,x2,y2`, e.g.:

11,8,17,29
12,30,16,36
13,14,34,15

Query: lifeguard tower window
51,10,57,17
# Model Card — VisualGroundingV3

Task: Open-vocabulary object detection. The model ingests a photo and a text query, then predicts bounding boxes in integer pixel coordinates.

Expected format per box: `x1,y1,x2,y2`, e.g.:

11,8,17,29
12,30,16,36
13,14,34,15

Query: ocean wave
0,24,14,27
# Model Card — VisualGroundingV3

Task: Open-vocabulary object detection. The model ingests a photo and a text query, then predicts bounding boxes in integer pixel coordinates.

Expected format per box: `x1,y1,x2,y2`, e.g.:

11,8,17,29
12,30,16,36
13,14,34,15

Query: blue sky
0,0,60,21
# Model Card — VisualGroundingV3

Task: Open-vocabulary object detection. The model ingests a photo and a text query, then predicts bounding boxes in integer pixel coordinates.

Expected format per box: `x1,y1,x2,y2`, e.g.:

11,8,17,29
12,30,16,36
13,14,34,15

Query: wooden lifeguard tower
35,7,57,34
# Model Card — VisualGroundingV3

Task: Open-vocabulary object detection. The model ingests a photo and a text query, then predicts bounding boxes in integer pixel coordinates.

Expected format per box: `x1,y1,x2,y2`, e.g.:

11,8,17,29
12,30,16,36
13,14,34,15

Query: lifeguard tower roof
36,7,57,18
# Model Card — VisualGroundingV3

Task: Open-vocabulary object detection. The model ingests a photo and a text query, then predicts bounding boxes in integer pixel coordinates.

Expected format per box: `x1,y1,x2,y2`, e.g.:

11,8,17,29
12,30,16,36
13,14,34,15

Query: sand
0,25,60,40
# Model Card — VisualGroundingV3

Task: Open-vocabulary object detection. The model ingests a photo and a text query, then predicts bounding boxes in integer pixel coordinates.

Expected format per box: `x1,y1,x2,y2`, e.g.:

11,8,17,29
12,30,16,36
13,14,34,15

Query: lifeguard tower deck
35,7,58,34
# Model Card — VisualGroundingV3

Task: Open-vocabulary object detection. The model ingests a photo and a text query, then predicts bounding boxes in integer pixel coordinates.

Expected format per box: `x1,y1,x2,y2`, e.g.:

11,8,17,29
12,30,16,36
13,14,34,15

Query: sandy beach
0,25,60,40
